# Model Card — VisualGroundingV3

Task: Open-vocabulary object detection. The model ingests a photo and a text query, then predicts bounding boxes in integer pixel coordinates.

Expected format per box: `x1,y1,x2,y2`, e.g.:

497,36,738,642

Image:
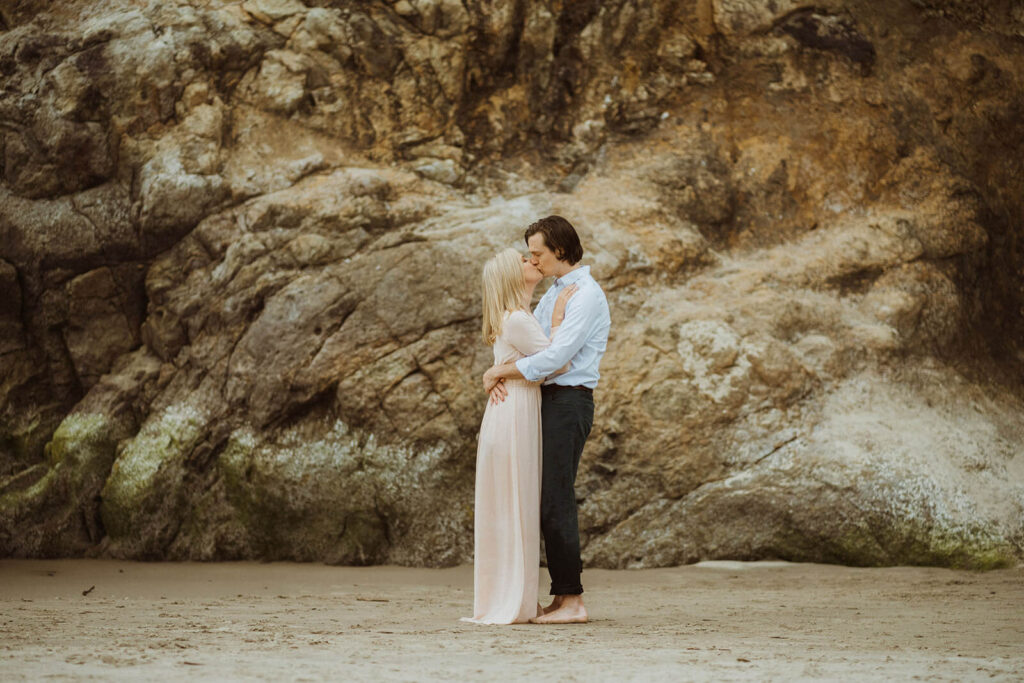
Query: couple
462,215,611,625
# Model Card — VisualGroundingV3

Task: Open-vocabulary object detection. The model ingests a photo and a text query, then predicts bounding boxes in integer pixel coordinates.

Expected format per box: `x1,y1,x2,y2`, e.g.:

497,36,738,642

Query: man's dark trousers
540,384,594,595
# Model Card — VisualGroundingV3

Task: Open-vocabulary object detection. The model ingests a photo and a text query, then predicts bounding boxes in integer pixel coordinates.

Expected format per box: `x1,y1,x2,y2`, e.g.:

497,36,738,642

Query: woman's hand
551,283,578,328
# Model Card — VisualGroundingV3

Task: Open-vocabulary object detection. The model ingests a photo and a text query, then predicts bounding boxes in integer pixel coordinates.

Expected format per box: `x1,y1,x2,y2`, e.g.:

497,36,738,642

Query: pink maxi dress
462,310,554,625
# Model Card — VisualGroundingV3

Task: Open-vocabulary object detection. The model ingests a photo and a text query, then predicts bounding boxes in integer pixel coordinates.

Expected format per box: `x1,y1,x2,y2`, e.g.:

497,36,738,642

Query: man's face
527,233,561,277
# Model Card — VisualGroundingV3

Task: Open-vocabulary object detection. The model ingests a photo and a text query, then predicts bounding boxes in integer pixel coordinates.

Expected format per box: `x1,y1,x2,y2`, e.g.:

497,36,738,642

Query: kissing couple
461,215,611,625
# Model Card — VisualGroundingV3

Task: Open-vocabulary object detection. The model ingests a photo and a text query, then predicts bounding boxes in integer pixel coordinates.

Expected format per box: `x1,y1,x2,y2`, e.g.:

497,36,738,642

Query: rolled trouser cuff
550,583,584,596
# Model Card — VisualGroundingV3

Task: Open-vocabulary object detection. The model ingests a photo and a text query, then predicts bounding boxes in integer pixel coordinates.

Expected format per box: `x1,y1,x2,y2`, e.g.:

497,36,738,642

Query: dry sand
1,559,1021,681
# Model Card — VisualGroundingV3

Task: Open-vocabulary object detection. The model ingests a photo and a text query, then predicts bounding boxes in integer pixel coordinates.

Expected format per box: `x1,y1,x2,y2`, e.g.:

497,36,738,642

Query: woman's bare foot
530,595,587,624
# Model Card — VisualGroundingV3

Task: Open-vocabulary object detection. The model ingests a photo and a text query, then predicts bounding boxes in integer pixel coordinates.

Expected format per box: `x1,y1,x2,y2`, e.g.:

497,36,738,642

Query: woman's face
521,255,543,285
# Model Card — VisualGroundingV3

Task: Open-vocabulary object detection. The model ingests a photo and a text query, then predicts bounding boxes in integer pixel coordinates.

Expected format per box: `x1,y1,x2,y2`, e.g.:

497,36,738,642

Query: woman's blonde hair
481,248,527,345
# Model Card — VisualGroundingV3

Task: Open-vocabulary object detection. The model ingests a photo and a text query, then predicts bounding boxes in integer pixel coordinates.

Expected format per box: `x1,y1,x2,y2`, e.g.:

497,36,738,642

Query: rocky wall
1,0,1022,568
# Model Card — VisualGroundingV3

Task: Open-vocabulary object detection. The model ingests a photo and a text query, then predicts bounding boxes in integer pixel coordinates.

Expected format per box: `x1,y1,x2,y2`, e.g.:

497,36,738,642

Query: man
483,215,611,625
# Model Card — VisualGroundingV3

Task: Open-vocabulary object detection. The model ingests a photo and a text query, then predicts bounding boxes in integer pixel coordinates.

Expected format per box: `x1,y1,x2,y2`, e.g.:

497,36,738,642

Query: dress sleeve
503,311,551,356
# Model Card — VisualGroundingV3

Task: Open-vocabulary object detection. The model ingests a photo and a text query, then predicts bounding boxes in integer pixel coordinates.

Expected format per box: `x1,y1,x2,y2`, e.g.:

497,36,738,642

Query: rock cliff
1,0,1022,568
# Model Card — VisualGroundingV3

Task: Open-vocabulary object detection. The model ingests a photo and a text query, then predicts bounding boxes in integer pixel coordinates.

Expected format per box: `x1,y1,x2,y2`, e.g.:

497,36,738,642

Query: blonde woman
461,248,577,625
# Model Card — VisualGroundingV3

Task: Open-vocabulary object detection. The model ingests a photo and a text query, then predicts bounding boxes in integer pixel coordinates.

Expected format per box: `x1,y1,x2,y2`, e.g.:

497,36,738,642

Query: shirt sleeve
515,286,598,381
503,311,552,357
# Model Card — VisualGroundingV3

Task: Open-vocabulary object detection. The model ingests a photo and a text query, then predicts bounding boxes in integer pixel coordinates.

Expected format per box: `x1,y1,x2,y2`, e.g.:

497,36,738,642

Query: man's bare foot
530,595,587,624
541,596,563,615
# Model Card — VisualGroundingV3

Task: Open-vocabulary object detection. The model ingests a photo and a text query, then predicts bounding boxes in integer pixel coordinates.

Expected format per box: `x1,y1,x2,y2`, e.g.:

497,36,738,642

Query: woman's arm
547,284,577,375
551,284,578,330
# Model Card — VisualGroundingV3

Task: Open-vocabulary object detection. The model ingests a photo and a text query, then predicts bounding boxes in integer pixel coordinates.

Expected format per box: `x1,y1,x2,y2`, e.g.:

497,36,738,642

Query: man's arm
483,365,518,404
482,341,569,402
483,286,578,402
483,361,524,393
484,289,596,391
514,287,598,381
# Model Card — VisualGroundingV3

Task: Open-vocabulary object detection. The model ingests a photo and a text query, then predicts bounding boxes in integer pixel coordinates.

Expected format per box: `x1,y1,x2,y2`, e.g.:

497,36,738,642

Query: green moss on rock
0,412,127,555
208,419,470,566
828,517,1017,570
100,402,208,545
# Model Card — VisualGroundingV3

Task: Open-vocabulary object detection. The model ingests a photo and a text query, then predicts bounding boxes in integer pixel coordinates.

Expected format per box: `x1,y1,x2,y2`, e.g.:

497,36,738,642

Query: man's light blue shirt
515,265,610,389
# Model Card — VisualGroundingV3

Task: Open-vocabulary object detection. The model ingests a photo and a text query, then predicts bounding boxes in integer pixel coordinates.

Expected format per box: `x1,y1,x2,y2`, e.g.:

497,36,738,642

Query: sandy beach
1,559,1021,681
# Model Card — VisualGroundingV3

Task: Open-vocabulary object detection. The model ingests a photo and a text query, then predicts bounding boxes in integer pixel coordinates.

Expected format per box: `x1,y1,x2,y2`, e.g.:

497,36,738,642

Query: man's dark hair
524,215,583,264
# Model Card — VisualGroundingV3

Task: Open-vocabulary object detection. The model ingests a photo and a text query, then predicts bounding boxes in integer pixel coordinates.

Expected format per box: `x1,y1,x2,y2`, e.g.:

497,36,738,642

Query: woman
461,248,576,625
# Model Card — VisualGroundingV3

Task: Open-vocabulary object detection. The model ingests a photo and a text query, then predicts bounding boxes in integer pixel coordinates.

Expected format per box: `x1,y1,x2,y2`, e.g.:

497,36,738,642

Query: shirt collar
554,265,589,288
